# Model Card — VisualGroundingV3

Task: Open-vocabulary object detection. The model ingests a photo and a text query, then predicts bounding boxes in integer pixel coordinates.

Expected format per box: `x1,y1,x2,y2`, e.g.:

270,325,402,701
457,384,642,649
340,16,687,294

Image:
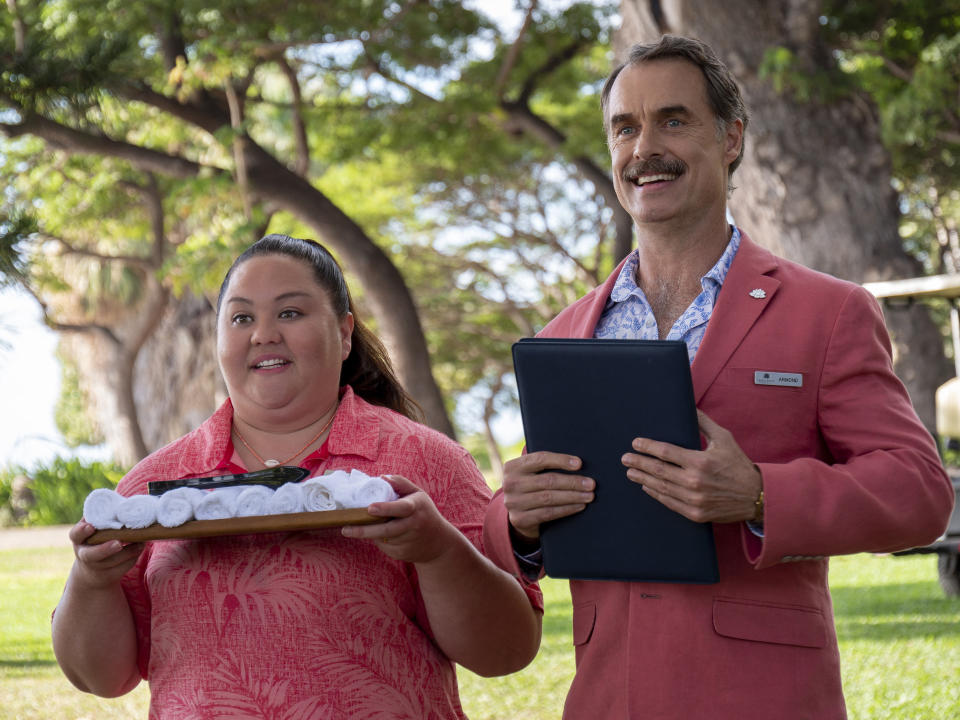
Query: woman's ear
340,312,355,361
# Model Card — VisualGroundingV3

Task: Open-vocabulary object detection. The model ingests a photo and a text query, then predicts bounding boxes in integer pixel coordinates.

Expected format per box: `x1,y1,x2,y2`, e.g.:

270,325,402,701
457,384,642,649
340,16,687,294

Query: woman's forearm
416,530,542,677
52,562,141,697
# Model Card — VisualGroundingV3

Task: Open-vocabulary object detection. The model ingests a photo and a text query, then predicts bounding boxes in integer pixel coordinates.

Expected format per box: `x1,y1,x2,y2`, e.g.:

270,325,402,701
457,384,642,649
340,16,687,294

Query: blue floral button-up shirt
594,226,742,364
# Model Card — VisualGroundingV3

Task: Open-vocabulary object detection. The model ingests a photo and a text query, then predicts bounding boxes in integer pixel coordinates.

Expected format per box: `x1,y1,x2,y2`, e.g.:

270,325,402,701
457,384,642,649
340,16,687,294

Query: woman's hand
341,475,457,564
344,474,542,675
68,521,144,590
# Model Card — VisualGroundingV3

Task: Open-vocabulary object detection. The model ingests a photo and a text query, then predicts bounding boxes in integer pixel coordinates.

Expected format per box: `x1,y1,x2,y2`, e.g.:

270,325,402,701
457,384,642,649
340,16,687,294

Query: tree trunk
64,289,224,465
132,291,225,451
616,0,951,430
482,382,506,485
5,108,457,440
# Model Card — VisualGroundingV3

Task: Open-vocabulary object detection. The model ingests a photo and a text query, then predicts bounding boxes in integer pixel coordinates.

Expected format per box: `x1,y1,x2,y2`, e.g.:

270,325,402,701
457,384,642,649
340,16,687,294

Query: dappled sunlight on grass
829,554,960,720
2,543,958,719
457,577,574,720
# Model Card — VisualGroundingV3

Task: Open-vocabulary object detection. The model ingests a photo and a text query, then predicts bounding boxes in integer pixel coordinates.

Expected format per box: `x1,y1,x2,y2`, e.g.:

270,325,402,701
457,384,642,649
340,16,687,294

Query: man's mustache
622,158,687,183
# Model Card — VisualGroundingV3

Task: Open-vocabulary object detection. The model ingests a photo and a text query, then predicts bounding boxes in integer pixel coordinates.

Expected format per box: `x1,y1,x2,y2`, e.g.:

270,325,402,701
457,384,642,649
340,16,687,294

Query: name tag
754,371,803,388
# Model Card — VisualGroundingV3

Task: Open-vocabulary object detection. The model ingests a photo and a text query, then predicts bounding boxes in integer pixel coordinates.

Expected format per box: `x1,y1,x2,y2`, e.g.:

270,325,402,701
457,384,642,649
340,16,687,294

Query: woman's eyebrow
224,291,312,306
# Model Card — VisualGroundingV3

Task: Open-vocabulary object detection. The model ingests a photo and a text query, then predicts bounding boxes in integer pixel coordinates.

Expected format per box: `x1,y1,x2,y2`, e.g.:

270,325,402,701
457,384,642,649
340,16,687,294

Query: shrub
0,457,128,527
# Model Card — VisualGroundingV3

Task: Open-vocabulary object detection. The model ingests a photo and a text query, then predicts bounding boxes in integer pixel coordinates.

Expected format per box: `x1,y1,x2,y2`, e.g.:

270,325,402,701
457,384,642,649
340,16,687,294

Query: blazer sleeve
749,285,954,569
483,489,546,611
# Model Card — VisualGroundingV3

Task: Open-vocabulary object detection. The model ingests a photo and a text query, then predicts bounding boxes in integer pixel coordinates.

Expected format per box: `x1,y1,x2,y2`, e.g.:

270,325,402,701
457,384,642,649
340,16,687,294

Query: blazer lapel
692,235,781,403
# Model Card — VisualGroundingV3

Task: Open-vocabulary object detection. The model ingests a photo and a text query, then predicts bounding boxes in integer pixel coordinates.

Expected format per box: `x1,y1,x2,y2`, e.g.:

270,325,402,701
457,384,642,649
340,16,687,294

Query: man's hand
622,410,762,524
502,452,595,541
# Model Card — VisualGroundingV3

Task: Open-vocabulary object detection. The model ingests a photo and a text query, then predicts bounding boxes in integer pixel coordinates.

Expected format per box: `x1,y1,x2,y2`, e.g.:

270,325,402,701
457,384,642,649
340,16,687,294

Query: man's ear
724,118,744,166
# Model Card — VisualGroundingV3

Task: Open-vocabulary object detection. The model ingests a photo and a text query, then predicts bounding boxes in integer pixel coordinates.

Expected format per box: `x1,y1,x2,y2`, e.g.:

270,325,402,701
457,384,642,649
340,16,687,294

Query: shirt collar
220,385,382,472
310,385,381,462
703,225,741,290
609,226,742,302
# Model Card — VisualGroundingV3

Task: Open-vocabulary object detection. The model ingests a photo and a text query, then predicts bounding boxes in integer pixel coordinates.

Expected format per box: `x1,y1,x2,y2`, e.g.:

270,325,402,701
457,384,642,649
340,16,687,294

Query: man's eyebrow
608,112,635,128
608,105,691,129
656,104,692,117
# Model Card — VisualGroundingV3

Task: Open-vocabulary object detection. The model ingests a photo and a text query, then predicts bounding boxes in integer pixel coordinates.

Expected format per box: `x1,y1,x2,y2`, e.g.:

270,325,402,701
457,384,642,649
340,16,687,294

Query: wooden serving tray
85,508,384,545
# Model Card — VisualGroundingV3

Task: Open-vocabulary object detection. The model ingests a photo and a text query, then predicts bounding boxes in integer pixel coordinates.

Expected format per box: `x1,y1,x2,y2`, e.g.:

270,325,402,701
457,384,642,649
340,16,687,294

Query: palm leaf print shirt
117,386,538,719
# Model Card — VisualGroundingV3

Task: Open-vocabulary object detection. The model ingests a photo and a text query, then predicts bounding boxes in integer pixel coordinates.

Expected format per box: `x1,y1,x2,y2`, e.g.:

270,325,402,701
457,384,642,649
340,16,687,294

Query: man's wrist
509,523,542,555
751,464,764,524
752,488,764,524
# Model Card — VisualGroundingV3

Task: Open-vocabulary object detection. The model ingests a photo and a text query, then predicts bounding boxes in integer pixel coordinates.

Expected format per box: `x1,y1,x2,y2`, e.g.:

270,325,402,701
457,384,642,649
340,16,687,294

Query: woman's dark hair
600,35,749,181
217,234,422,421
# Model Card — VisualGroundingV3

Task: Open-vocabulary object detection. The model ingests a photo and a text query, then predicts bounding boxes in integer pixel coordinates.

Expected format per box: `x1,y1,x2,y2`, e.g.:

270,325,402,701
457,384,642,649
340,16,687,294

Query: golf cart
863,274,960,597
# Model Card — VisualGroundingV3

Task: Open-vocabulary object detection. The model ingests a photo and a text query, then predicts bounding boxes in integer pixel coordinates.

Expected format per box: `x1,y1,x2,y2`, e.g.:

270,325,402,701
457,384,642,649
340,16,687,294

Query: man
483,35,954,719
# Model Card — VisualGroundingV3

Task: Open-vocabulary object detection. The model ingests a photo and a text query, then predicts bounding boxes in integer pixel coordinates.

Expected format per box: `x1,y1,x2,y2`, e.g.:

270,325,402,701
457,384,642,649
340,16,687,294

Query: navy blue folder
512,338,719,583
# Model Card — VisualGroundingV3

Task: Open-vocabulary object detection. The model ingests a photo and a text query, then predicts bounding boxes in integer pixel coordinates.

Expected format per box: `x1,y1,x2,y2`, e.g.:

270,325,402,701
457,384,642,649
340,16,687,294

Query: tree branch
157,5,187,73
497,38,633,261
532,175,600,285
494,0,538,101
276,54,311,176
881,55,914,83
224,80,252,218
115,81,229,135
936,128,960,145
18,282,121,345
362,47,440,102
6,0,26,54
0,112,214,178
127,276,170,358
516,38,585,106
647,0,671,35
141,174,167,269
47,233,157,271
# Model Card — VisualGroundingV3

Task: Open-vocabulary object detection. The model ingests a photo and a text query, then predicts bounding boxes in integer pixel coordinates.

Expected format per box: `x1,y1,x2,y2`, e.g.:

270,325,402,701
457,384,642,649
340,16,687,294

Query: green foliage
396,159,616,423
53,351,104,448
0,0,624,444
758,45,854,103
0,211,38,288
0,28,131,115
0,457,126,527
821,1,960,274
459,433,493,472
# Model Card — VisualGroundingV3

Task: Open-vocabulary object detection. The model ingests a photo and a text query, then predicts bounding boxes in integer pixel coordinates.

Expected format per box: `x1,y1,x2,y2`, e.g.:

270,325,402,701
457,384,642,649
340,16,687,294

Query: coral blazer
484,234,953,719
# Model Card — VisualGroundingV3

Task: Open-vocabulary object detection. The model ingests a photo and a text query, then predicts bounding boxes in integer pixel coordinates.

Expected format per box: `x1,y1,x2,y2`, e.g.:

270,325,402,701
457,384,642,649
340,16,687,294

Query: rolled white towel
157,486,204,528
265,482,304,515
83,488,124,530
321,469,351,487
194,487,244,521
301,477,339,512
343,473,398,508
116,494,159,529
321,469,398,509
234,485,275,517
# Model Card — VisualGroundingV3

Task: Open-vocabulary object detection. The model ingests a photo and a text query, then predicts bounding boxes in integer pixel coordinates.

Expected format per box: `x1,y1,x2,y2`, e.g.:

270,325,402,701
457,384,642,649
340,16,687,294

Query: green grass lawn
2,545,958,719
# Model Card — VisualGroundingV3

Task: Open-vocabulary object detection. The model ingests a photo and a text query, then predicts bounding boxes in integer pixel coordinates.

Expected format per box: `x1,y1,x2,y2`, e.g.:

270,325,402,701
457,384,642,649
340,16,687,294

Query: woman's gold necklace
232,410,337,468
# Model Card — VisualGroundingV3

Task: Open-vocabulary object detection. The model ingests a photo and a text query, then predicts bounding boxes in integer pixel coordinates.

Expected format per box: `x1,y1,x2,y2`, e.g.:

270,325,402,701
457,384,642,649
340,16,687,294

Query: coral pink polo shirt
118,387,542,719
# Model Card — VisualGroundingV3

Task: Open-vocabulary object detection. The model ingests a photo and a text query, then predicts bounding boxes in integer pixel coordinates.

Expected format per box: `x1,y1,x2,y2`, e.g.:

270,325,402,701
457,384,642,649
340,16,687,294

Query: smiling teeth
636,173,677,185
256,359,286,369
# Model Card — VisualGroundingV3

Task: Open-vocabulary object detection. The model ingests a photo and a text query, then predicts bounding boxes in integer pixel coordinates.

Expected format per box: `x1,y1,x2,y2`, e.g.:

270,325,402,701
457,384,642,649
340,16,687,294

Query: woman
52,234,543,719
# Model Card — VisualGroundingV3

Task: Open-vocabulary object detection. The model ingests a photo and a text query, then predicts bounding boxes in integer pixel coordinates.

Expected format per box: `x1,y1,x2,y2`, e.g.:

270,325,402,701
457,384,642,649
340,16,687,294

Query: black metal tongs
147,466,310,496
